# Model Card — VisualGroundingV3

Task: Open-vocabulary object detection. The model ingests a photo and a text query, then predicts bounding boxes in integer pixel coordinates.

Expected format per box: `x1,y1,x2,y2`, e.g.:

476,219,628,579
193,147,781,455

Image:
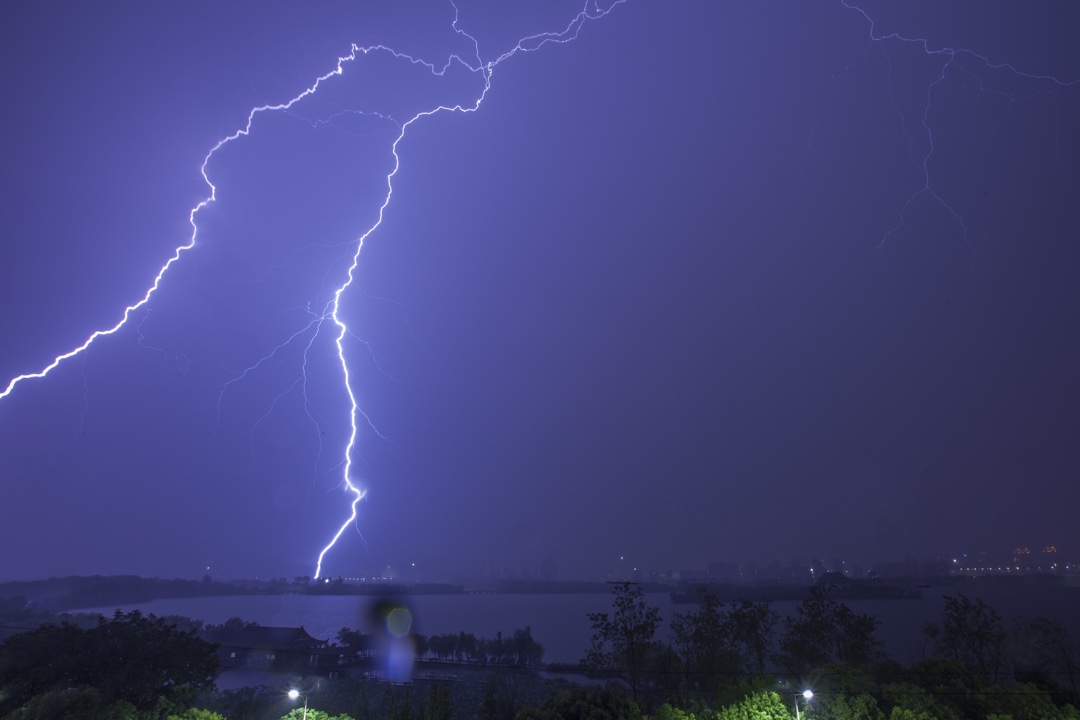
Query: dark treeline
169,617,547,669
0,575,250,612
3,583,1080,719
413,627,544,667
578,582,1080,719
0,610,218,719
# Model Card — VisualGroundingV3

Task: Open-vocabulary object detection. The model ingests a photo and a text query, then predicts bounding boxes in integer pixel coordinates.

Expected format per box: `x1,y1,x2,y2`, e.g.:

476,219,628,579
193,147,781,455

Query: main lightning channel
0,0,630,579
312,0,631,579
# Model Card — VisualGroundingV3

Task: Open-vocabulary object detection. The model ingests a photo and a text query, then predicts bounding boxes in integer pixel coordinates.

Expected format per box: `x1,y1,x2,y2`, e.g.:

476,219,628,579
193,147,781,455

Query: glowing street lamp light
793,690,813,720
288,688,308,720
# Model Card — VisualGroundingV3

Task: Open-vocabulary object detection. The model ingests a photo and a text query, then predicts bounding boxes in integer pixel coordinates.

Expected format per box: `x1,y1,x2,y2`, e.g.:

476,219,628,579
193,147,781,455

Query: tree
985,683,1080,720
516,688,643,720
713,690,792,720
414,633,430,661
512,626,545,666
776,585,884,676
0,619,85,711
923,594,1007,683
808,663,886,720
671,588,728,686
203,616,258,644
168,711,227,720
429,633,456,660
479,679,525,720
454,631,474,662
279,711,355,720
649,704,697,720
2,686,138,720
882,682,961,720
902,657,993,720
584,582,663,700
726,600,777,676
0,611,218,717
813,692,885,720
1011,616,1080,701
337,627,367,660
670,591,778,700
422,683,452,720
888,709,943,720
389,686,415,720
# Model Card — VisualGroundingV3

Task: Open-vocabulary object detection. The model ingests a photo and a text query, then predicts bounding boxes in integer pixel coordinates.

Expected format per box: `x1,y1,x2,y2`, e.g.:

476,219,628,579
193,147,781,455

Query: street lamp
793,689,813,720
288,688,308,720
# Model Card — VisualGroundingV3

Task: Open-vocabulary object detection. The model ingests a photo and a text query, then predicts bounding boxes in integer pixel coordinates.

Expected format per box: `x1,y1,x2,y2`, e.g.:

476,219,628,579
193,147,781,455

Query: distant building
217,626,337,671
952,545,1076,576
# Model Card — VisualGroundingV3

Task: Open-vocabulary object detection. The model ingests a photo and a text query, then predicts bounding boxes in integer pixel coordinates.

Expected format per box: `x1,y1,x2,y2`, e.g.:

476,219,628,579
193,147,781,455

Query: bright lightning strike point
311,0,633,579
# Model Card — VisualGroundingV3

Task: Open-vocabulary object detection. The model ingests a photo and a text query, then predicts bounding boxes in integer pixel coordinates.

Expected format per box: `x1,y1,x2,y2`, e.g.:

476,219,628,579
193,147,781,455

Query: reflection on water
78,584,1080,666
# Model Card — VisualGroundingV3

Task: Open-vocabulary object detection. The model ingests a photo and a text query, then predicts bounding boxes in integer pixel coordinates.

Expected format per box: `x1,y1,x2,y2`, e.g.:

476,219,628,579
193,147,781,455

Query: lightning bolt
7,1,1071,580
837,1,1078,258
0,0,630,579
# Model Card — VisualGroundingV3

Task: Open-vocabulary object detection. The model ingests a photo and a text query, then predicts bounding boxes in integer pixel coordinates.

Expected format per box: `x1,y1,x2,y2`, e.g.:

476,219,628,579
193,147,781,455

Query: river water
77,583,1080,666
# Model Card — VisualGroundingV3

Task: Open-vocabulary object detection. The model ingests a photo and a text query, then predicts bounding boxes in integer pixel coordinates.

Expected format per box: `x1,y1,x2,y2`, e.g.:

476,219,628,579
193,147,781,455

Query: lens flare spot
386,607,412,638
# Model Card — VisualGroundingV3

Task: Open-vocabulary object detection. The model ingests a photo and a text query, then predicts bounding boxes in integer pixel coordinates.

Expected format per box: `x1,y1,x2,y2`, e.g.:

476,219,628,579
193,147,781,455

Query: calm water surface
79,585,1080,665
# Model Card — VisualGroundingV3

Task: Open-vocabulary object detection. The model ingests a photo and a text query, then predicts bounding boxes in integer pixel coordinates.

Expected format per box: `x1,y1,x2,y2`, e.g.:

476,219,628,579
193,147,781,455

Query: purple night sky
1,1,1078,582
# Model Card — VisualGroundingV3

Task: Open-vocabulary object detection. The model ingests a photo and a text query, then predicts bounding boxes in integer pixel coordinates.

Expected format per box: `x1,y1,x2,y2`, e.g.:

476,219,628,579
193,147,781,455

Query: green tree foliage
390,686,415,720
480,679,525,720
423,683,452,720
711,678,789,715
817,662,877,687
812,691,884,720
884,656,1080,720
980,683,1080,720
0,619,85,706
167,710,227,720
201,686,273,720
584,583,663,700
712,690,791,720
2,686,138,720
775,585,885,677
202,616,259,644
808,662,881,714
900,657,992,720
158,615,205,636
649,703,698,720
922,594,1007,683
515,688,643,720
0,610,218,717
887,709,941,720
279,710,356,720
881,682,962,720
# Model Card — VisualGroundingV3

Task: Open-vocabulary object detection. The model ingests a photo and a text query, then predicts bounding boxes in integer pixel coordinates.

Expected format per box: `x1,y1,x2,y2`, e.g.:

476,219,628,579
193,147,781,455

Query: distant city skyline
243,542,1076,587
